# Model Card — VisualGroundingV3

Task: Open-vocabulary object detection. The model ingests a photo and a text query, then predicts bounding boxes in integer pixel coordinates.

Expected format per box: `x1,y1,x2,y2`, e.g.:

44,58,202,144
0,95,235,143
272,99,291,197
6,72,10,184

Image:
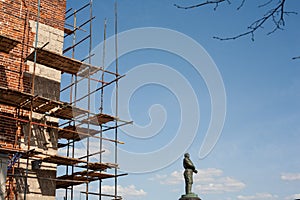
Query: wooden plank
49,105,88,120
41,154,85,165
82,113,115,126
58,125,99,141
34,100,62,113
77,65,102,77
56,171,115,189
64,27,74,36
26,48,91,74
0,86,90,120
56,176,87,188
83,162,118,171
0,86,32,107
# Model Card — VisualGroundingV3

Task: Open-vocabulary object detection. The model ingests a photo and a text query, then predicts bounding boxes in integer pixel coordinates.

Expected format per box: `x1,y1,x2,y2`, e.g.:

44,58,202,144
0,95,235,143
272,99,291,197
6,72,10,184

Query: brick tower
1,0,66,199
0,1,126,199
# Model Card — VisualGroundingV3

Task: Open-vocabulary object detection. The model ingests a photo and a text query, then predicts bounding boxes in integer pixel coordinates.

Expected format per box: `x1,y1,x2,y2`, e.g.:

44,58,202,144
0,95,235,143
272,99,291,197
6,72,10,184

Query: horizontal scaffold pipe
0,114,125,144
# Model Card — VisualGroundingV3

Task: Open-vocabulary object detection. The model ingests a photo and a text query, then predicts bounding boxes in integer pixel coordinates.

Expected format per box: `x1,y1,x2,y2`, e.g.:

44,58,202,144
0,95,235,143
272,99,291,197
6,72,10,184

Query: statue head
184,153,190,158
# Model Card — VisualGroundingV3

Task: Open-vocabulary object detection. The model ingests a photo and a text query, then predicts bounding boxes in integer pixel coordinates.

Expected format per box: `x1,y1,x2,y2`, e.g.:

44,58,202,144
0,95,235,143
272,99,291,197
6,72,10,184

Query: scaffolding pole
24,0,41,199
0,1,129,200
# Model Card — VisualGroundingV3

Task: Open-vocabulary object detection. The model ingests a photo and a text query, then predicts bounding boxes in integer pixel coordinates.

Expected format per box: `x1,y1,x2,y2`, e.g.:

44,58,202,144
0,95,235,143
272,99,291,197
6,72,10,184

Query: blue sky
58,0,300,200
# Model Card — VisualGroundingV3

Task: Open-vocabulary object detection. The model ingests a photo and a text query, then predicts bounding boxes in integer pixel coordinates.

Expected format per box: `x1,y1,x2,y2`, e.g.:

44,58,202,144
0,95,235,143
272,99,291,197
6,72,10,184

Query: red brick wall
0,0,66,146
28,0,66,30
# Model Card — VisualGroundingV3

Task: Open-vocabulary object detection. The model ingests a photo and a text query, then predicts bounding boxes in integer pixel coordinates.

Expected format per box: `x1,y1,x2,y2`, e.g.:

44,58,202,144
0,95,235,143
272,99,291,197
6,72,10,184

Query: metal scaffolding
0,0,130,199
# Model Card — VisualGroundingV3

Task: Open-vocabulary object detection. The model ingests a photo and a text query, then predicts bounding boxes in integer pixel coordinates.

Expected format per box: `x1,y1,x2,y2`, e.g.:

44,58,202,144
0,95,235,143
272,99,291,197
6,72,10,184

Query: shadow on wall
0,66,8,88
14,168,56,197
36,169,56,196
14,168,29,196
0,112,18,145
23,73,60,100
22,121,58,150
0,65,24,91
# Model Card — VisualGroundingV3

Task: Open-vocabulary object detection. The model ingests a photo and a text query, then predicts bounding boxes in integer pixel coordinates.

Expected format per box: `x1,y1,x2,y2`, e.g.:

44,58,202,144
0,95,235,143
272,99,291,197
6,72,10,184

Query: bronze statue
183,153,198,195
179,153,201,200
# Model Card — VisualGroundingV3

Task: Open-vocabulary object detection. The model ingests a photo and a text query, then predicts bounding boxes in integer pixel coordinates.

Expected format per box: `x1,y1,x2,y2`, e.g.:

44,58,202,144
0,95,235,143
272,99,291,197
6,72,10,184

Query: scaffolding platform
0,86,32,108
40,154,85,165
0,147,41,158
58,125,99,141
26,48,102,75
0,146,23,154
0,1,127,199
82,113,115,126
56,171,115,189
49,105,88,120
0,86,63,111
64,28,75,36
0,86,88,120
77,65,103,77
33,100,64,113
28,151,116,171
82,162,118,171
0,34,20,53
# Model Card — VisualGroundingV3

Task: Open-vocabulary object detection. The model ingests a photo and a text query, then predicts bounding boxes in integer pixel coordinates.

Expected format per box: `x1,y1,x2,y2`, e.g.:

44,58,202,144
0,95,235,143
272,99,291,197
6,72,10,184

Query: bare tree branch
258,0,274,8
175,0,299,58
214,0,289,40
292,56,300,60
237,0,246,10
174,0,228,10
175,0,297,41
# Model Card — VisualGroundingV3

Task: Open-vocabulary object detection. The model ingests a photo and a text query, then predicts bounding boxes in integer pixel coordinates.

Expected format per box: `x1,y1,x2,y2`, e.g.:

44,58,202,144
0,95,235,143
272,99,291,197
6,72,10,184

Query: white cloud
148,174,168,182
285,193,300,200
57,184,145,199
281,173,300,181
150,168,223,185
237,193,278,200
102,185,147,199
157,170,181,185
195,176,245,194
150,168,245,194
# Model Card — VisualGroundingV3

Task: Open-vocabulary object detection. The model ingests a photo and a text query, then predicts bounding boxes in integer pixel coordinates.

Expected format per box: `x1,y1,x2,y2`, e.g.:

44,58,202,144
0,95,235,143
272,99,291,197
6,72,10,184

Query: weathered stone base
179,193,201,200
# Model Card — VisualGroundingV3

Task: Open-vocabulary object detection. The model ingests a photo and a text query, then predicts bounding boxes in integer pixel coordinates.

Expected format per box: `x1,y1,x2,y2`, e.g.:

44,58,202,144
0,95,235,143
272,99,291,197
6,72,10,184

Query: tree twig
292,56,300,60
213,0,296,41
258,0,274,8
174,0,228,10
175,0,297,41
237,0,246,10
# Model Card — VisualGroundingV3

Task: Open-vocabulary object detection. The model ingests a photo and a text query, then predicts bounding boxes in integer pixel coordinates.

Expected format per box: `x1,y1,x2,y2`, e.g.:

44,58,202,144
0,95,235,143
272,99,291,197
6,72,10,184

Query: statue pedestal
179,193,201,200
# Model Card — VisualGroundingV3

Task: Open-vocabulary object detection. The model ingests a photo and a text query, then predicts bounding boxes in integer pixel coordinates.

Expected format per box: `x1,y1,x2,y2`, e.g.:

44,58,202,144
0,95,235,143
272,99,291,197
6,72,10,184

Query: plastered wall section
0,154,8,200
27,20,63,82
17,21,64,200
